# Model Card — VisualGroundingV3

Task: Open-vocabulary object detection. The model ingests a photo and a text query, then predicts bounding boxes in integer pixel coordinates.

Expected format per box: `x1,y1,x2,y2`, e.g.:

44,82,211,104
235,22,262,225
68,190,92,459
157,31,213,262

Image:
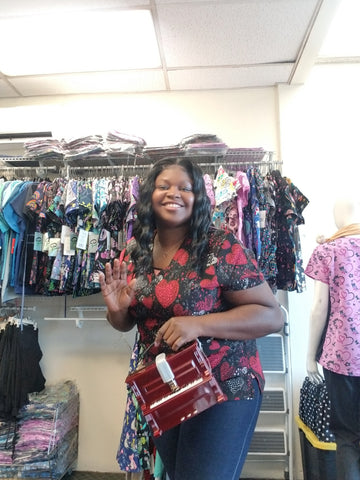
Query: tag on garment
88,232,99,253
63,233,77,256
33,232,43,252
76,229,89,250
259,210,267,229
61,225,72,244
42,232,50,252
48,238,61,257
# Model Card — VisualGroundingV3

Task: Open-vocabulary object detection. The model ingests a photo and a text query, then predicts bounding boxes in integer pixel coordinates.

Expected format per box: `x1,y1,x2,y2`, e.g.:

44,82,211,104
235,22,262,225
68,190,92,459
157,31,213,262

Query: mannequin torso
305,195,360,382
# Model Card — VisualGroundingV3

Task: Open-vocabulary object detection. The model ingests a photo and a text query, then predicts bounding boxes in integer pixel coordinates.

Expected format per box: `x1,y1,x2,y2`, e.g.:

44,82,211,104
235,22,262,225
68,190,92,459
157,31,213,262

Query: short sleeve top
305,237,360,376
124,228,266,400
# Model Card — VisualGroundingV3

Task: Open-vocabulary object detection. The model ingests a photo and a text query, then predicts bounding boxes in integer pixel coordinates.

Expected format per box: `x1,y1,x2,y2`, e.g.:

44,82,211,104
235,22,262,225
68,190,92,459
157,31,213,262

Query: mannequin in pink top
305,194,360,480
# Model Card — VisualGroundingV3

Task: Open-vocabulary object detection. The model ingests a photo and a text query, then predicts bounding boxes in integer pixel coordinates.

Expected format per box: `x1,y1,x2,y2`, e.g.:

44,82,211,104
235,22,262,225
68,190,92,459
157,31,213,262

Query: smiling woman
99,156,283,480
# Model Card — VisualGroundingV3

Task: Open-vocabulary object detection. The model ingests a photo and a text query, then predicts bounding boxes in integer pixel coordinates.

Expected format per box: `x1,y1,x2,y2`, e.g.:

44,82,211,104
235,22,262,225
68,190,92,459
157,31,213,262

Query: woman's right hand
99,259,137,322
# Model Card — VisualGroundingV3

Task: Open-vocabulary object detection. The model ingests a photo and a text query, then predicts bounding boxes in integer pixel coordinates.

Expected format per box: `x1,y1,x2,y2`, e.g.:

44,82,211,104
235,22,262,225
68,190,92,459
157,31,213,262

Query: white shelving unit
242,305,293,480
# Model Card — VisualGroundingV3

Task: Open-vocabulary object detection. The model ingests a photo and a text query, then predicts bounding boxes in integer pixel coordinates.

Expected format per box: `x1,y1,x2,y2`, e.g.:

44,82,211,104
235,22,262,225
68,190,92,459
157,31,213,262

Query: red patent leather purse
125,340,225,437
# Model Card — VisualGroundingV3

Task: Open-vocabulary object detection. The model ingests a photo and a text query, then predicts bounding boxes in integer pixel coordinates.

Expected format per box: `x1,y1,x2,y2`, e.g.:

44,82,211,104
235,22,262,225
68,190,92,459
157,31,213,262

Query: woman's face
152,165,195,229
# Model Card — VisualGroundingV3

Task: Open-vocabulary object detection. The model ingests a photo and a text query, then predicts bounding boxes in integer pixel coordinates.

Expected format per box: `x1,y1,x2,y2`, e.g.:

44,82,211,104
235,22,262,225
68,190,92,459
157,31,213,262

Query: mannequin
305,194,360,480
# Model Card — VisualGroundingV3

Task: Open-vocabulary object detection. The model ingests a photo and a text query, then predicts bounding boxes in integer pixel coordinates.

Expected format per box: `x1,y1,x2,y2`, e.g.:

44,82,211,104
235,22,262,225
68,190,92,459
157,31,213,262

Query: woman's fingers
118,260,128,280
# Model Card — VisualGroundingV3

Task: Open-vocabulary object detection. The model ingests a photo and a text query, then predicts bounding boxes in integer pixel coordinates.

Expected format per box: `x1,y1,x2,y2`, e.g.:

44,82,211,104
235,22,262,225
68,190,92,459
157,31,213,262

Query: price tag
259,210,267,229
64,233,77,256
61,225,71,244
48,238,61,257
33,232,43,252
42,232,50,252
88,232,99,253
76,229,89,250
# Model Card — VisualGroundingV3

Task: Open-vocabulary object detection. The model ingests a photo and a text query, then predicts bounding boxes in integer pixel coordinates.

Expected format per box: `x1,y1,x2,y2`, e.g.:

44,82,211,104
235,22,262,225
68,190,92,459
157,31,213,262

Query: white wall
0,65,357,477
277,62,360,480
0,88,278,150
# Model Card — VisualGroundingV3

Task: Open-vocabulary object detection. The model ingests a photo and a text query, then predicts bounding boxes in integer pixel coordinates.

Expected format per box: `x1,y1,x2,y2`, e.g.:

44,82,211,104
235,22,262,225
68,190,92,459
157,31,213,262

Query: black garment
323,368,360,480
0,323,45,419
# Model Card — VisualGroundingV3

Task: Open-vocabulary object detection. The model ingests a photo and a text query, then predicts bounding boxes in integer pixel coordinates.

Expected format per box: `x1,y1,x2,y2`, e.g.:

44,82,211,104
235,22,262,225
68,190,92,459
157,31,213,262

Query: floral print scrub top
305,237,360,376
123,227,266,400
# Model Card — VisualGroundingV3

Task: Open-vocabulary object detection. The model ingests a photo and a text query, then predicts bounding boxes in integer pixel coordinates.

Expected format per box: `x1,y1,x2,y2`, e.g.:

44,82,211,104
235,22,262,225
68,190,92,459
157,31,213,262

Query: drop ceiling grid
155,0,320,67
167,63,294,90
0,0,343,98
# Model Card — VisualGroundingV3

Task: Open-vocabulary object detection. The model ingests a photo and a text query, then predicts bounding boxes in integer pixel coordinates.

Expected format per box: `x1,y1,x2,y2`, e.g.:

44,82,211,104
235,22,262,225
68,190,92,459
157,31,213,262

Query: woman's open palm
99,259,136,313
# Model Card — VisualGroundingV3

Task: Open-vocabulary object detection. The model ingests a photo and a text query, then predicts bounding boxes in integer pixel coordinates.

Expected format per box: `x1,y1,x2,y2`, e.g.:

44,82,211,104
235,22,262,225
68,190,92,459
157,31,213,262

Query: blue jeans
153,379,261,480
323,368,360,480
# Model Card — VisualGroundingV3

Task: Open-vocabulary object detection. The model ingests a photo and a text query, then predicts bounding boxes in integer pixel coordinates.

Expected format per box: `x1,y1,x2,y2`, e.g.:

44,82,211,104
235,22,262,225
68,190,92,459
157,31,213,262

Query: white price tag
61,225,71,244
76,229,89,250
64,233,77,256
48,238,61,257
259,210,267,229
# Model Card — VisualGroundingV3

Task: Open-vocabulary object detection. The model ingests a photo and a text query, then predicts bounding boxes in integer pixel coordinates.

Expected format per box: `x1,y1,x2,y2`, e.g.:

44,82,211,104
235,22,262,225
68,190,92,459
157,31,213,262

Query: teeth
165,203,181,207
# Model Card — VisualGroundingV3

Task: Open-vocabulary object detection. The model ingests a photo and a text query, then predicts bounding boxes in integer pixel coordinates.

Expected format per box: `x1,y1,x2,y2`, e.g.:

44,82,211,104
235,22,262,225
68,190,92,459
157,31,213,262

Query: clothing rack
0,150,281,179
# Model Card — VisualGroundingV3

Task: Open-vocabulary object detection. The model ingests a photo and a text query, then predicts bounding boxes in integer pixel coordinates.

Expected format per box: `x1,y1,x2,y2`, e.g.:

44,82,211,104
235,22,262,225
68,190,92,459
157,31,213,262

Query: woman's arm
306,279,329,383
155,281,284,351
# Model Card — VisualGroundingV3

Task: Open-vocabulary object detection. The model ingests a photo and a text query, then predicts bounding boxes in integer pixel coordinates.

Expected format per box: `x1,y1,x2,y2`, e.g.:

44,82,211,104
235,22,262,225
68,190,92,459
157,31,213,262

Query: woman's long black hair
131,156,212,274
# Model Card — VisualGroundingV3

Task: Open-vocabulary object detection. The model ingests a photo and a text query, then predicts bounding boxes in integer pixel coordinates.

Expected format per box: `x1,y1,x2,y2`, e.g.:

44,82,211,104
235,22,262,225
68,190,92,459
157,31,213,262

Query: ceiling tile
156,0,318,67
168,64,294,90
9,70,167,97
0,0,345,98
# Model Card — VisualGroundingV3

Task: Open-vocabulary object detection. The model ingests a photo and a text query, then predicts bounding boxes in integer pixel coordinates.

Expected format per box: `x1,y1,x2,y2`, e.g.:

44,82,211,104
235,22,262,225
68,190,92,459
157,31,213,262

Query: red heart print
173,303,187,316
200,277,219,289
226,244,247,265
142,297,153,309
155,280,179,308
176,249,189,266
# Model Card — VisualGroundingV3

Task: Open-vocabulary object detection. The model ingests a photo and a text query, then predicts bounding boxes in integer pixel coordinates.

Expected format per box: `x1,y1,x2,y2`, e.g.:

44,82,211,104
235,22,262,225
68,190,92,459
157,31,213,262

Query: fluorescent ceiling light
319,0,360,57
0,9,161,76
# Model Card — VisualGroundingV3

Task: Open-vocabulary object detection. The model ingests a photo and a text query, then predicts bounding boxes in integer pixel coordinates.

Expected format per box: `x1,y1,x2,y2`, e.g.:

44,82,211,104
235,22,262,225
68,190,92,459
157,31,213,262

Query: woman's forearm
196,303,283,340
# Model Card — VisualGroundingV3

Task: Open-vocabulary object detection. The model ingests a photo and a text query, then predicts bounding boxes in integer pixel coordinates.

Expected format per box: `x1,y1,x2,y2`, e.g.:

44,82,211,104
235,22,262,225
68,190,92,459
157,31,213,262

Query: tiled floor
65,473,126,480
64,473,267,480
64,474,271,480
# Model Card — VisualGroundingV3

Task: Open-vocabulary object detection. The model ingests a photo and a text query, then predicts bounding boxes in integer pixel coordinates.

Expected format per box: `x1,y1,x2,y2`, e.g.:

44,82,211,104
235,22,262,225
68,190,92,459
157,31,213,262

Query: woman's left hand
155,316,200,351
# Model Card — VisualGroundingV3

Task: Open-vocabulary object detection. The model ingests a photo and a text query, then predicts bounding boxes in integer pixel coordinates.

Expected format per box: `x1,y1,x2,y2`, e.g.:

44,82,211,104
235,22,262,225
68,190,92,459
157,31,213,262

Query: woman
99,156,283,480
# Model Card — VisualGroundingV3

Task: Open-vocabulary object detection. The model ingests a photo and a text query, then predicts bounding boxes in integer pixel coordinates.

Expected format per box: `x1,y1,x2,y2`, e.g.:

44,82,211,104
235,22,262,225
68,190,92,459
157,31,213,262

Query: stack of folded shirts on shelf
24,138,65,164
143,144,183,161
179,134,228,156
223,147,266,163
0,380,79,479
0,421,16,466
63,135,105,164
105,130,146,157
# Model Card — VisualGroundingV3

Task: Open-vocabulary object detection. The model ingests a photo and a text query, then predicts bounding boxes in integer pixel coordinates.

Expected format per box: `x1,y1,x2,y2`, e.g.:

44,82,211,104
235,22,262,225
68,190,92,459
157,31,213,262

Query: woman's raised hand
99,259,136,314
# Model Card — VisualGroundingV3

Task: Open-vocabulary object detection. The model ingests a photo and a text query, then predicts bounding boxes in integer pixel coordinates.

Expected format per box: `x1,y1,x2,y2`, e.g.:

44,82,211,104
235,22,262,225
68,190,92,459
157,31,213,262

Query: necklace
152,235,185,269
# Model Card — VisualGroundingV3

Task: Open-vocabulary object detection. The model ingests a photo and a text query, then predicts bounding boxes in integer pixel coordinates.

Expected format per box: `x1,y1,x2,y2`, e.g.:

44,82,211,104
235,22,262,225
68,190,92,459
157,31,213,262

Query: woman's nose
166,186,181,197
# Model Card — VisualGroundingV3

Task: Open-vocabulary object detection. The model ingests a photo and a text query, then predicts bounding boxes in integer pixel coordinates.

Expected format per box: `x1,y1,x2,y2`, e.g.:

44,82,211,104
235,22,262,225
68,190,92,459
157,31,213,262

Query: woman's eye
156,185,168,190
